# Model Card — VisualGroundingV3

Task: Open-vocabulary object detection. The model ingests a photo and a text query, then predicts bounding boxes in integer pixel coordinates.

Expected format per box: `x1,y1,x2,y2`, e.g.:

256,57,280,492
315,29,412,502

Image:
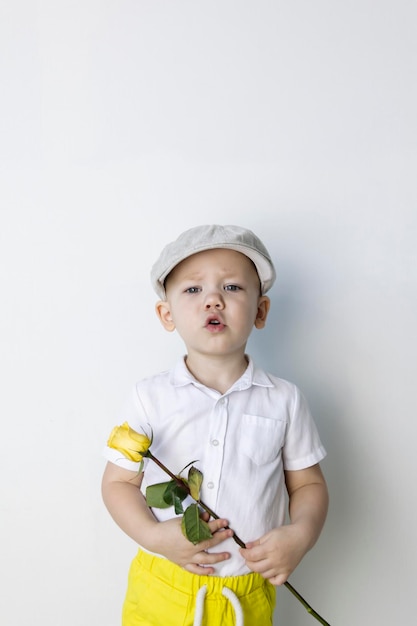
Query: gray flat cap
151,224,276,299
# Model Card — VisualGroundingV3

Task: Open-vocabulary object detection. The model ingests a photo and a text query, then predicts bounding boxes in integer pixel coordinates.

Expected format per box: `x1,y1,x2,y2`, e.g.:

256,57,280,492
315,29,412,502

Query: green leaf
145,481,174,508
181,504,213,544
172,494,185,515
188,466,203,501
163,480,189,506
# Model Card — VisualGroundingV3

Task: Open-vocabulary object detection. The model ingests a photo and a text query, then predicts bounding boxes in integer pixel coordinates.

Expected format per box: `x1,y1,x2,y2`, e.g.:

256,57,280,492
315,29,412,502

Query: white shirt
103,356,326,576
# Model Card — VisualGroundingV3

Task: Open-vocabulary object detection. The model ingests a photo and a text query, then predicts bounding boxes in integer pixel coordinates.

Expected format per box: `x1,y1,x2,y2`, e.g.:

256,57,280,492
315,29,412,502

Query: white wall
1,2,416,625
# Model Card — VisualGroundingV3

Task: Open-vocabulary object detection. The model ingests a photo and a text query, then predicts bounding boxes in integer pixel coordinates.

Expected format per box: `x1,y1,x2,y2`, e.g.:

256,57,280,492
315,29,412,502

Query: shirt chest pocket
240,414,287,465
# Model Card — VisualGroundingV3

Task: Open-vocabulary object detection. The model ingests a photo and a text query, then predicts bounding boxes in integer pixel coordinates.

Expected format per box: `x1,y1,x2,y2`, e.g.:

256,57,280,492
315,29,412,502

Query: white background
1,2,416,625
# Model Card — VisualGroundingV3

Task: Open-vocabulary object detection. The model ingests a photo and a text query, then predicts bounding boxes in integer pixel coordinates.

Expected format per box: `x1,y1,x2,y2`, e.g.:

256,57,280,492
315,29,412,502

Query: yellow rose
107,422,151,462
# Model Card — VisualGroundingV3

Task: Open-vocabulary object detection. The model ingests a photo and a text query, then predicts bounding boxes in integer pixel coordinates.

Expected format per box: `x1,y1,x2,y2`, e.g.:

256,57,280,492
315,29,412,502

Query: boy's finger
184,563,215,575
197,529,232,553
207,518,229,532
198,550,231,565
208,529,233,547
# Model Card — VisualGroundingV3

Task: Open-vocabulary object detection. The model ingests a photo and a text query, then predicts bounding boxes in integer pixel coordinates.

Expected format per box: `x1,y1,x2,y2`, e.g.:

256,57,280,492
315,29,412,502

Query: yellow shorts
122,549,276,626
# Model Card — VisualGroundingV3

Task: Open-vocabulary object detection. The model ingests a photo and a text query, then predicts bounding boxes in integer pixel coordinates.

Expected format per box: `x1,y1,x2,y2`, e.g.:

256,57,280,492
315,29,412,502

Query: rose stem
145,451,246,547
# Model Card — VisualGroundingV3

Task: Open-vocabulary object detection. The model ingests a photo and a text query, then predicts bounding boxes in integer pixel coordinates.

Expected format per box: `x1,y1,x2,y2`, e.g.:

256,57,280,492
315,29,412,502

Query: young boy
102,224,328,626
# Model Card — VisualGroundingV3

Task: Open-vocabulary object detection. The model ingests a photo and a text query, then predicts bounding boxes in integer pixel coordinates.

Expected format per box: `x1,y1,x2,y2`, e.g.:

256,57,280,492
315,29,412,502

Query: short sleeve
282,386,327,471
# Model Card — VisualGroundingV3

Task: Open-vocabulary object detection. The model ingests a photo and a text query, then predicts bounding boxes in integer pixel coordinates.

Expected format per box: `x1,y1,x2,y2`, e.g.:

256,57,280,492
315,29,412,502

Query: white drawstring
193,585,207,626
221,587,244,626
193,584,244,626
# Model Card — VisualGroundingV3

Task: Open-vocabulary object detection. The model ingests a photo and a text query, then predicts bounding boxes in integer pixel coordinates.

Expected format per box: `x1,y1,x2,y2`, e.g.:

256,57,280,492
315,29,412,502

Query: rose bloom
107,422,151,462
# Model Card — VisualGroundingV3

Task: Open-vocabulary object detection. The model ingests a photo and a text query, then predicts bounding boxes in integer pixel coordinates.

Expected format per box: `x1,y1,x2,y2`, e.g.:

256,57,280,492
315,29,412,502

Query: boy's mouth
205,315,225,331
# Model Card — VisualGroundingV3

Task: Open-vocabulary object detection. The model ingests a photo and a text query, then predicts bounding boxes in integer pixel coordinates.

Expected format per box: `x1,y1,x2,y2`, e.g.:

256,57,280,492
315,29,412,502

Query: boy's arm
240,463,328,585
101,461,233,575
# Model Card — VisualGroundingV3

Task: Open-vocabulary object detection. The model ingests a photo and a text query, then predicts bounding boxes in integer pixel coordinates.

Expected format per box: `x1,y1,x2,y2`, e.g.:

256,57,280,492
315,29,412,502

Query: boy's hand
151,515,233,575
102,463,235,575
239,524,308,585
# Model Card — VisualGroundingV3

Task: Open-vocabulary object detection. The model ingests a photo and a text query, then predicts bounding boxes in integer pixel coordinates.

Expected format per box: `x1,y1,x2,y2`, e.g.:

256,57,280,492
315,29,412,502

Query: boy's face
155,248,270,361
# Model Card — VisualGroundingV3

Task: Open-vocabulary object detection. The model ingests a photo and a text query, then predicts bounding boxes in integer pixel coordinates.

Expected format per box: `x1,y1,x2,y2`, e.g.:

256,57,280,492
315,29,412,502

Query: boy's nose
204,291,225,309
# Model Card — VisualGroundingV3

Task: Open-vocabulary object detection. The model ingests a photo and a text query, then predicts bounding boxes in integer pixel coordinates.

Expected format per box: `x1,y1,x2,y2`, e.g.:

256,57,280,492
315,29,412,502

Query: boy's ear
155,300,176,332
254,296,270,329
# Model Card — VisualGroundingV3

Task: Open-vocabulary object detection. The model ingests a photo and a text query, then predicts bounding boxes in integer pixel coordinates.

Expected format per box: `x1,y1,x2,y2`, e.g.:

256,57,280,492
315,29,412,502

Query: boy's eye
185,286,201,294
224,284,241,292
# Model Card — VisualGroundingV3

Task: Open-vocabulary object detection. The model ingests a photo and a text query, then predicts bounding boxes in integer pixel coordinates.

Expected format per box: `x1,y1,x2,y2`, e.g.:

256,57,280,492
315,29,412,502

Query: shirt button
207,482,214,489
211,439,219,446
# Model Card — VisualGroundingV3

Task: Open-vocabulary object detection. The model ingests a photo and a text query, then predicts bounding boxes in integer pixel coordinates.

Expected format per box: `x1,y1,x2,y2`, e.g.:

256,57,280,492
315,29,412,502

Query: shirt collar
169,355,274,392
